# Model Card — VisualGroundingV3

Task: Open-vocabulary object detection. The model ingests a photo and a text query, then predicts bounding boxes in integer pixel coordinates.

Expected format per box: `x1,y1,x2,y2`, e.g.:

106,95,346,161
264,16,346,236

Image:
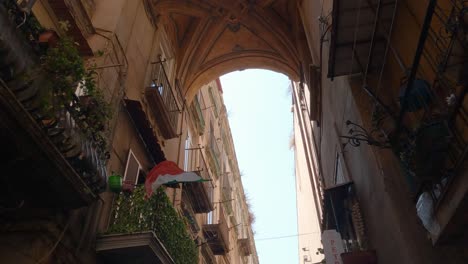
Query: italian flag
145,160,207,198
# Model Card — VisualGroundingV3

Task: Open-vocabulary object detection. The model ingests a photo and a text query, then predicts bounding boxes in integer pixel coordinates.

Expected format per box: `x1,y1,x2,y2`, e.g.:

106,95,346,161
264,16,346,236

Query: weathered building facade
0,0,258,263
296,0,468,263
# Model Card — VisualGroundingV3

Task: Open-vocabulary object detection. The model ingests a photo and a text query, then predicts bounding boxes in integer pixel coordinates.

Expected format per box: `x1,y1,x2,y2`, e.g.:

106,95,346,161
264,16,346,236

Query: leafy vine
108,186,198,264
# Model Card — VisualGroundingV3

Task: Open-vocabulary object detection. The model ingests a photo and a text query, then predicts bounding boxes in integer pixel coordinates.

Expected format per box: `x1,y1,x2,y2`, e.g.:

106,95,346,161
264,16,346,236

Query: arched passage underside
146,0,310,98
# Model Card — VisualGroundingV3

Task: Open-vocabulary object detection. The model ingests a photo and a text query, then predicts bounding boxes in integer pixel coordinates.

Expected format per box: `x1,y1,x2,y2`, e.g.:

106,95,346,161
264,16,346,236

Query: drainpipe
394,0,437,140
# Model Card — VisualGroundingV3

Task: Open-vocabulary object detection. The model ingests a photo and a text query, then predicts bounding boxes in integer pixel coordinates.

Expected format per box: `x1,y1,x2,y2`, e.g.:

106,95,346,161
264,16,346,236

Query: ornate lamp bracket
340,120,391,149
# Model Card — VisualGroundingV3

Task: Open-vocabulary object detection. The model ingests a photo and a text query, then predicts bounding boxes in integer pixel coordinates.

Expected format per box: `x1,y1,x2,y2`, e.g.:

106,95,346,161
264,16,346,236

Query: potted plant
33,23,112,158
38,29,59,48
399,78,432,112
413,119,451,181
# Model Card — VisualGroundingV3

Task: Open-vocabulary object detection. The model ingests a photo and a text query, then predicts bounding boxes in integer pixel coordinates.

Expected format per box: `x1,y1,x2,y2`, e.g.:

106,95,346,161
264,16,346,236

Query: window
124,149,144,185
207,210,213,225
192,93,206,133
159,40,175,81
207,188,214,224
334,152,346,185
184,134,191,171
208,87,219,117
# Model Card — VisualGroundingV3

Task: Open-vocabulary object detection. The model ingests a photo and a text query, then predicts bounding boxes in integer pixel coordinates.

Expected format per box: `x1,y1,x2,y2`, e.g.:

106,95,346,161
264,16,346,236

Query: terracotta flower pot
38,30,59,48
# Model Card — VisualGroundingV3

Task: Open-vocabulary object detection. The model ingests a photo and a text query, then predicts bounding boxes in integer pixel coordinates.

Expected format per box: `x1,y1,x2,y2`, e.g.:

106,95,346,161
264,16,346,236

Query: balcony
328,0,397,78
181,194,200,236
222,186,233,216
387,0,468,245
201,241,216,264
189,95,205,135
205,132,221,178
145,61,181,139
102,186,198,264
321,182,368,251
183,147,214,213
96,232,174,264
203,206,230,255
331,0,468,245
0,3,107,207
238,238,252,256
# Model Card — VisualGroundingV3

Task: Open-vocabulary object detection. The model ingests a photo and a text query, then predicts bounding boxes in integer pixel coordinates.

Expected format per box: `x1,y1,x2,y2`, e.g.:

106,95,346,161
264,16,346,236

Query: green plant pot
108,174,123,193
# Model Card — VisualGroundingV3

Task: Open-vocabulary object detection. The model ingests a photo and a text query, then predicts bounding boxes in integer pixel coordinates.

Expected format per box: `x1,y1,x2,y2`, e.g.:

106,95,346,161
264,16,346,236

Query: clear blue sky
220,69,298,264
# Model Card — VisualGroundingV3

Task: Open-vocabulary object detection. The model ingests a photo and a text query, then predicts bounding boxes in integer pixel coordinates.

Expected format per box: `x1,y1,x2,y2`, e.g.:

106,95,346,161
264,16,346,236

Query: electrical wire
255,232,320,242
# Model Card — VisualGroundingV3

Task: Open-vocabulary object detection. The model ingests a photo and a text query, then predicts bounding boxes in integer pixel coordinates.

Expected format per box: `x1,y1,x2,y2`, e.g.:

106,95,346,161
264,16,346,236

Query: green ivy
108,186,198,264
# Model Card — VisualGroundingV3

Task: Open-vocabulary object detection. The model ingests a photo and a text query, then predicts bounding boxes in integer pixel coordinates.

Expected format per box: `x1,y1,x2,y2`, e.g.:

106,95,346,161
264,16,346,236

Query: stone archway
145,0,310,100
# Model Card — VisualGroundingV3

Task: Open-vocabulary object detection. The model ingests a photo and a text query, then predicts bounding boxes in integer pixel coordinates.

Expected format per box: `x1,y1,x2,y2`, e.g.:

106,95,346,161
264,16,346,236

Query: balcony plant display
1,1,109,193
33,22,112,158
396,117,451,197
399,78,432,112
108,186,198,264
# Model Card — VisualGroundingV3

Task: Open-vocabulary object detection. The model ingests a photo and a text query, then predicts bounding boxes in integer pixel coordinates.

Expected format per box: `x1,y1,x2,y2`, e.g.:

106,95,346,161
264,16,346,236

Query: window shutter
124,150,141,185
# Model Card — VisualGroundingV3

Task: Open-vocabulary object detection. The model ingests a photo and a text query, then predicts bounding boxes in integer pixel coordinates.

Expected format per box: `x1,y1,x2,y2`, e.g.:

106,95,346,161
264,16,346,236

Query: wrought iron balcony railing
183,147,214,213
53,96,109,190
189,95,206,135
205,131,221,177
325,0,467,245
0,2,108,206
391,0,467,202
238,238,252,256
201,241,216,264
203,205,230,255
181,191,201,236
145,60,181,139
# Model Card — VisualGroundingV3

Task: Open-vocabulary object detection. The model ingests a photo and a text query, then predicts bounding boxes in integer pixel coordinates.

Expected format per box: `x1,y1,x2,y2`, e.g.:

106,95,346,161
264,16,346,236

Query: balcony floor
96,232,174,264
0,81,96,208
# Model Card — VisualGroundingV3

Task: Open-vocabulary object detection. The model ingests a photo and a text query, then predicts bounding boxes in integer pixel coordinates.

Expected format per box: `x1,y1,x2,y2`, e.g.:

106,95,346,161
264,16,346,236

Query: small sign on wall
322,229,345,264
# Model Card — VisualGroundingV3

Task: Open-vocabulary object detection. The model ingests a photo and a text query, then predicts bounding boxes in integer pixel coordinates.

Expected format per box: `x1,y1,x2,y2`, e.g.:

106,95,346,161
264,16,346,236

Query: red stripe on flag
145,160,184,198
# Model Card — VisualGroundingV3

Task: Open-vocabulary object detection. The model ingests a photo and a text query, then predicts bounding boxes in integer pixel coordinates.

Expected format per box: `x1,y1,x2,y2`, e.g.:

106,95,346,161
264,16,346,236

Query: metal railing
108,186,198,263
185,146,214,189
149,60,181,131
181,192,200,235
42,96,109,193
208,131,221,174
190,96,205,134
0,2,108,194
184,146,215,212
392,0,467,204
217,204,230,249
185,147,211,179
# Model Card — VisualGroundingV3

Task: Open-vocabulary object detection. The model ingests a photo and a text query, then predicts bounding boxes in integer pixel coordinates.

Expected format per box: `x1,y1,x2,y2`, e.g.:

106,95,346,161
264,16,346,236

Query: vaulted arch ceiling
145,0,309,99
